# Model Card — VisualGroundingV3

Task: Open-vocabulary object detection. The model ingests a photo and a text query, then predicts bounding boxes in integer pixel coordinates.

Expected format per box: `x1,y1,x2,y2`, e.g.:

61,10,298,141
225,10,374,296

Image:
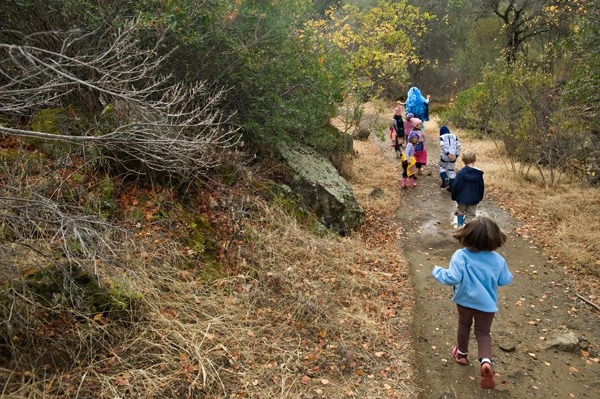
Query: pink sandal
480,361,496,389
451,346,468,365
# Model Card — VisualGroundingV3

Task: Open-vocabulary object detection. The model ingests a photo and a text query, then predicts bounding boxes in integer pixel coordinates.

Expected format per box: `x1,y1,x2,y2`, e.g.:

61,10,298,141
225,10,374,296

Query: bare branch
0,190,128,270
0,20,239,181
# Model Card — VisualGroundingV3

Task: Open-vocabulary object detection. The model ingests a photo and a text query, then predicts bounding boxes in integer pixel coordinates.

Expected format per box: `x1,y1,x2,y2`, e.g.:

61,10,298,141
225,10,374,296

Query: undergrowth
0,135,417,398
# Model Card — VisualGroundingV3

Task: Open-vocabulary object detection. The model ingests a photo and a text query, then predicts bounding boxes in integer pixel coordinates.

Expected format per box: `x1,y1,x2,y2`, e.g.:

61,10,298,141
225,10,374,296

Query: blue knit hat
439,125,450,135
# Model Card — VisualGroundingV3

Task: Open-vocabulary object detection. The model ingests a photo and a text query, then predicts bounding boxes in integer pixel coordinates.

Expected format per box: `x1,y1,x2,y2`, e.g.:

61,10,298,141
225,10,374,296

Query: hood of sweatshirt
461,166,484,182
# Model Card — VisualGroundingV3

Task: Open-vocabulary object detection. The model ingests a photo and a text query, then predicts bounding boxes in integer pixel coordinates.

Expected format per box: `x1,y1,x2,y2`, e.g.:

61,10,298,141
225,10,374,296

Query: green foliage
310,0,428,100
91,175,116,219
27,106,92,156
445,60,590,185
443,82,493,133
307,0,431,135
305,123,354,159
0,147,46,176
20,264,139,313
557,2,600,183
129,207,144,222
108,281,142,311
58,174,117,220
187,216,217,258
30,108,65,135
160,0,348,153
183,215,225,282
452,16,503,87
0,0,353,168
561,1,600,131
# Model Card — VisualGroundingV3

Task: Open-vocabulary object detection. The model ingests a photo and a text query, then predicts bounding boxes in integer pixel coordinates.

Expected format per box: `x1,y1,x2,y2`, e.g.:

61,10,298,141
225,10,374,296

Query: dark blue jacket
451,166,484,205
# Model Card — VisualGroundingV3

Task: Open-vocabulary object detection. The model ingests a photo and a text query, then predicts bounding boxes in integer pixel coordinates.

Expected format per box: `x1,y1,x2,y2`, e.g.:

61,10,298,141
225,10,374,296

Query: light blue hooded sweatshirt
432,248,512,312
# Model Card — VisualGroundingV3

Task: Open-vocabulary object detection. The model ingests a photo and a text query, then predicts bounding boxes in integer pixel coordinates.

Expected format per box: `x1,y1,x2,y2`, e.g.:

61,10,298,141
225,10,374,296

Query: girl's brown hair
452,216,506,252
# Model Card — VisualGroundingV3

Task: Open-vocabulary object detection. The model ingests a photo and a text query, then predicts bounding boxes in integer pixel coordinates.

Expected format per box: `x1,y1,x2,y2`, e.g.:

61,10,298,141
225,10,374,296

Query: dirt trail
370,115,600,399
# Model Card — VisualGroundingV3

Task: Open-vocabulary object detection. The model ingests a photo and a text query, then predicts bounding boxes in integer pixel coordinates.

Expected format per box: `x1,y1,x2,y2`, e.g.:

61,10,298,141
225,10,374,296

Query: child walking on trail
393,99,405,124
403,113,414,142
438,125,461,189
410,117,427,176
432,216,513,390
389,118,403,158
401,131,419,188
451,151,484,223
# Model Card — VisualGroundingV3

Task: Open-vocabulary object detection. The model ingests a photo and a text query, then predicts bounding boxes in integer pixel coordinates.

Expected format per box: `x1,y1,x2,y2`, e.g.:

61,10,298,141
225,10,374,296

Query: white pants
439,160,457,179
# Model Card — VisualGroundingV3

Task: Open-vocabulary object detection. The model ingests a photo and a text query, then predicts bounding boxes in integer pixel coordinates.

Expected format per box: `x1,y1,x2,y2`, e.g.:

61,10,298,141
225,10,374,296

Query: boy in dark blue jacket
451,151,484,222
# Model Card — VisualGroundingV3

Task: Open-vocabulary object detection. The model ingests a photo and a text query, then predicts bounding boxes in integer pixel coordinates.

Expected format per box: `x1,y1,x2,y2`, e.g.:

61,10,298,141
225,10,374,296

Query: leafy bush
444,63,591,185
443,82,493,133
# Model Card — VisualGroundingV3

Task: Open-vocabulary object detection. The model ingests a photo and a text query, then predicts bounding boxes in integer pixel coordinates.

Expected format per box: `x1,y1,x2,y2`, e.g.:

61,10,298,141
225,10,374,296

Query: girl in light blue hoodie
432,216,513,390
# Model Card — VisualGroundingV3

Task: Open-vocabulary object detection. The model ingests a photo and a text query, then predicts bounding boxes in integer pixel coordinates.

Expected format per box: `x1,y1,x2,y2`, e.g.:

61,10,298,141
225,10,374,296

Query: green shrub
443,83,493,133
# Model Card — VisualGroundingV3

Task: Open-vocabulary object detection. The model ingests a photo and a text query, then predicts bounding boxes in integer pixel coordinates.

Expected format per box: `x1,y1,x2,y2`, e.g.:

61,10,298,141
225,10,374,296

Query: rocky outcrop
277,141,365,235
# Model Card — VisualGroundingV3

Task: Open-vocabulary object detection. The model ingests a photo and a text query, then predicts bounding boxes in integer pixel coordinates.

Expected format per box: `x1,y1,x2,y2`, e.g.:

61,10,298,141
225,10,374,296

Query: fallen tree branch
575,293,600,311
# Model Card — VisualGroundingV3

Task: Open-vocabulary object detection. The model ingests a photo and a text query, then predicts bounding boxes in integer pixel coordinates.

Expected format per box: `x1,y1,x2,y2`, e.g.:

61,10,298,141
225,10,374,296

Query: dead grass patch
0,139,417,398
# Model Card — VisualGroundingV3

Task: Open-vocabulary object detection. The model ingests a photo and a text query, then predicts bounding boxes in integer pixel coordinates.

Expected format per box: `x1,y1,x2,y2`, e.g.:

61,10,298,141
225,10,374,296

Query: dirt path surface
370,116,600,399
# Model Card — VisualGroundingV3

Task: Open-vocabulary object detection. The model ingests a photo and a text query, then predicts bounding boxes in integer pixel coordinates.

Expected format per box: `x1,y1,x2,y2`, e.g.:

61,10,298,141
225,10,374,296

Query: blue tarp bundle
405,87,429,121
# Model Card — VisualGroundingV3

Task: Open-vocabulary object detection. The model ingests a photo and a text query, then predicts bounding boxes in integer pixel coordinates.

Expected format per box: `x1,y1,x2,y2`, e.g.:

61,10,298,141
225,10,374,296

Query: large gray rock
278,142,365,235
544,330,580,353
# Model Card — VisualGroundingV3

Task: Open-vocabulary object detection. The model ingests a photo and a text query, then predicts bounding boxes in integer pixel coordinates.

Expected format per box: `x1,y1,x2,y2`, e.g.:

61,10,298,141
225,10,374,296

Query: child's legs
402,161,408,178
456,304,474,353
447,162,457,179
457,204,478,221
473,310,495,360
438,160,447,175
465,204,477,220
456,204,477,222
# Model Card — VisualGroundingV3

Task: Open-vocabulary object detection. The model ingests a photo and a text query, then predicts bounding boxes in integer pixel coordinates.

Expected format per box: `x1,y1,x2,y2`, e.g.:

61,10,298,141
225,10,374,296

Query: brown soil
371,117,600,399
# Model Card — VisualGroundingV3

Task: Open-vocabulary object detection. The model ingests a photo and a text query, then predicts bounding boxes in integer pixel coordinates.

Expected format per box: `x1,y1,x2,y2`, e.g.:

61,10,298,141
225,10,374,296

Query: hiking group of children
390,87,513,391
390,88,483,223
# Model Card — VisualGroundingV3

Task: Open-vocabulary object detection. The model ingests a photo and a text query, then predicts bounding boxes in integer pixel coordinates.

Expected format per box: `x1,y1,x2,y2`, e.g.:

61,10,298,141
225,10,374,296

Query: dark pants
393,137,402,153
456,304,495,360
401,161,409,178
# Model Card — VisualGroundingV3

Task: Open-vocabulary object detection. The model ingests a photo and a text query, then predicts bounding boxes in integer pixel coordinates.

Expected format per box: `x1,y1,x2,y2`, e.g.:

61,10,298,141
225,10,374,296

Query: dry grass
0,137,417,398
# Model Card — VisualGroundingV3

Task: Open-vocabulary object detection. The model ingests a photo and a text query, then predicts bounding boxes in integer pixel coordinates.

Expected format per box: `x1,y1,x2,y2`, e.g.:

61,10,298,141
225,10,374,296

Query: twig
575,293,600,311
